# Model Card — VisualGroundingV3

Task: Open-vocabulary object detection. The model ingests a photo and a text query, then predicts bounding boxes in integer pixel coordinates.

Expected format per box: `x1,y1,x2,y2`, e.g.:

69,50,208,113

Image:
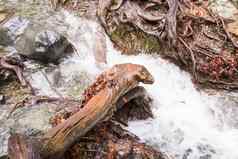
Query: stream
1,1,238,159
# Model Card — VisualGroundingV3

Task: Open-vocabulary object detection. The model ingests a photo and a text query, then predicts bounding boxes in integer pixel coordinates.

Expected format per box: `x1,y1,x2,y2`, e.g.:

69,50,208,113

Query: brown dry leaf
227,21,238,36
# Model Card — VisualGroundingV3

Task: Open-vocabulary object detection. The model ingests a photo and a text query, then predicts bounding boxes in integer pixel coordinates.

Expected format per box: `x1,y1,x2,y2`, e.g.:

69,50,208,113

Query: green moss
110,24,160,55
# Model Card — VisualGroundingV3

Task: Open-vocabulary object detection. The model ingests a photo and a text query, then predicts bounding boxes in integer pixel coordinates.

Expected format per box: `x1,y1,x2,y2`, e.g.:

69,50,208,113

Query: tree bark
40,63,154,159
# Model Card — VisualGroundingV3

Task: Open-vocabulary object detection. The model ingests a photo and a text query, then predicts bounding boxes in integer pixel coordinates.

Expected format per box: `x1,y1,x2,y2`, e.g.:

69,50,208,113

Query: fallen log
8,85,156,159
8,63,154,159
41,63,154,159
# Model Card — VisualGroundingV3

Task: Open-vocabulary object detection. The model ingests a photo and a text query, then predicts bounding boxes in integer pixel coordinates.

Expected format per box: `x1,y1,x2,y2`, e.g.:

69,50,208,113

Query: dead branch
0,57,27,86
178,37,197,79
162,0,179,46
219,16,238,48
8,64,154,159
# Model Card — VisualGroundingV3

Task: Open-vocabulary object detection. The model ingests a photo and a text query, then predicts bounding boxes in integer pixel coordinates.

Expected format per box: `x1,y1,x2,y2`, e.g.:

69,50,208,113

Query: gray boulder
15,25,73,63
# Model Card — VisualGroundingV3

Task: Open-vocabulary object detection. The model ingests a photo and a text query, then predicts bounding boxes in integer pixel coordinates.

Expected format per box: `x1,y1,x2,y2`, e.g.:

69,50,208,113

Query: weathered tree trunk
40,63,154,159
8,63,154,159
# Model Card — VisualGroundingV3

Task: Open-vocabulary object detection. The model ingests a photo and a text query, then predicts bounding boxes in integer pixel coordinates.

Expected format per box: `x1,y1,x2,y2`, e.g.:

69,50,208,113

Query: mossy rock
109,24,161,55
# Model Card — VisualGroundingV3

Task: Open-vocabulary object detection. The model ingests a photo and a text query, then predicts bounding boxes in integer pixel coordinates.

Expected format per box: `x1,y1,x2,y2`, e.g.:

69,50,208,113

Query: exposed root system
95,0,238,90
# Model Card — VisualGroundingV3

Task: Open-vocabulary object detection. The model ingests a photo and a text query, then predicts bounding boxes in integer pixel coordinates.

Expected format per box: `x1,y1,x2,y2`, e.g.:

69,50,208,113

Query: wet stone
15,24,74,64
2,16,29,42
209,0,238,20
10,103,54,136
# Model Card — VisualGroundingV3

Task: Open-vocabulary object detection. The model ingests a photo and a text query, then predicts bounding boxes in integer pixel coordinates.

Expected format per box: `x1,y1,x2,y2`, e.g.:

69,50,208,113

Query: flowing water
1,1,238,159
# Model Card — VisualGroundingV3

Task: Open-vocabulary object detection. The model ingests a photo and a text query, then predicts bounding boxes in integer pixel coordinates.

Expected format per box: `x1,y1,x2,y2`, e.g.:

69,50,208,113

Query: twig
178,37,197,79
76,149,106,154
202,25,220,41
0,57,27,86
194,43,219,55
219,16,238,48
192,48,213,58
200,79,238,90
180,20,193,37
7,95,80,118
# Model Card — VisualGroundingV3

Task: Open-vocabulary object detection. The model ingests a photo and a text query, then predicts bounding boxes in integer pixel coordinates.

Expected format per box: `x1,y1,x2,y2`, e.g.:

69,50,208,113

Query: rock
24,61,92,98
93,26,107,65
227,21,238,36
0,27,13,46
209,0,238,20
2,16,30,42
231,0,238,8
15,25,73,63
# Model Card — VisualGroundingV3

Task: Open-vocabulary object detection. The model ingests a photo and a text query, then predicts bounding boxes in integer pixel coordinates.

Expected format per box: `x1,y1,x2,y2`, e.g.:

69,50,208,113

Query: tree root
95,0,238,89
97,0,179,47
178,37,197,80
